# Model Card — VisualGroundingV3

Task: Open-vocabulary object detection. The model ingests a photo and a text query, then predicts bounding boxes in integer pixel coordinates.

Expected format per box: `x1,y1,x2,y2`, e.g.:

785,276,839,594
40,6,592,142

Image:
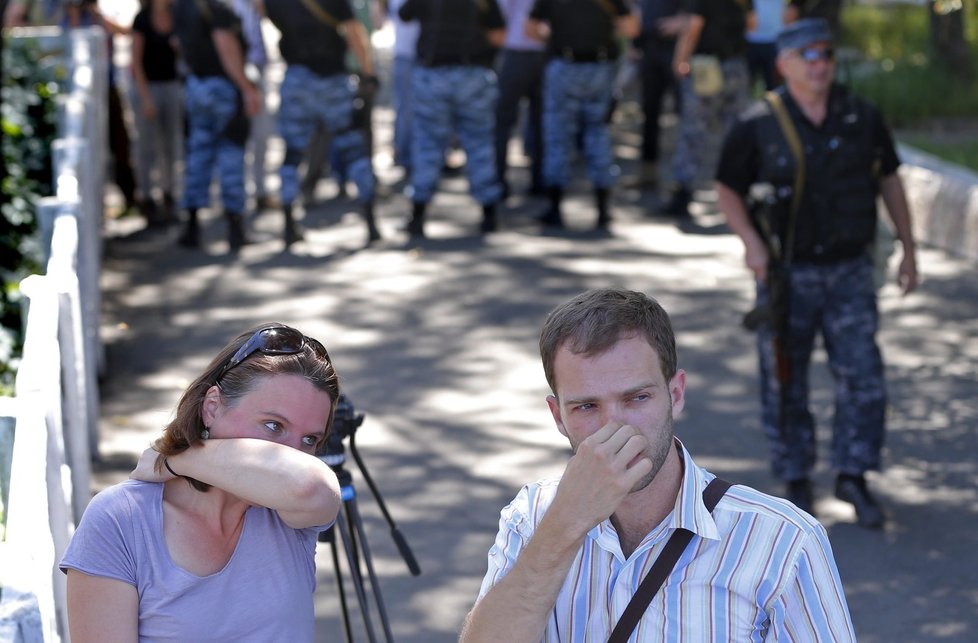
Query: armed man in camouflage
716,19,918,529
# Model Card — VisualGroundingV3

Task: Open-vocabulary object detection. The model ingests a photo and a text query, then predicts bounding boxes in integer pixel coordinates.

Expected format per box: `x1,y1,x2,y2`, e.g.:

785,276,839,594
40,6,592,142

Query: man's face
777,40,836,95
547,334,686,494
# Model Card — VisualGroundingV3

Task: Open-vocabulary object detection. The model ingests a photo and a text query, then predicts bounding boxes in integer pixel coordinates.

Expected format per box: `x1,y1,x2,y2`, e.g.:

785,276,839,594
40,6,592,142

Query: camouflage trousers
756,254,886,480
181,76,246,213
671,56,750,187
541,59,616,189
277,66,375,205
410,65,501,205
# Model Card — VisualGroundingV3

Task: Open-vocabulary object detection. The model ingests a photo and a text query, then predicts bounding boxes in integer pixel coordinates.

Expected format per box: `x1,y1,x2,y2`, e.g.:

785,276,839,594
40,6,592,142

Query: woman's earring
201,429,210,440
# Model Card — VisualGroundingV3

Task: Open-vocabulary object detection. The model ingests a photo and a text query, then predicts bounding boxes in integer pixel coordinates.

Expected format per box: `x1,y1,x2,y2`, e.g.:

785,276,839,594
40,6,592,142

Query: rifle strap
194,0,212,23
763,90,804,264
592,0,620,17
298,0,341,30
606,478,733,643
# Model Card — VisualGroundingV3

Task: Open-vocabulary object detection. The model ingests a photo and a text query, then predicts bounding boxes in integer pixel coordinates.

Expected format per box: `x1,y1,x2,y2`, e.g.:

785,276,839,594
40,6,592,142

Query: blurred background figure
173,0,262,252
627,0,686,190
388,0,420,180
746,0,791,91
130,0,184,227
398,0,506,238
527,0,639,230
263,0,381,247
64,0,142,220
232,0,275,212
665,0,750,218
494,0,546,201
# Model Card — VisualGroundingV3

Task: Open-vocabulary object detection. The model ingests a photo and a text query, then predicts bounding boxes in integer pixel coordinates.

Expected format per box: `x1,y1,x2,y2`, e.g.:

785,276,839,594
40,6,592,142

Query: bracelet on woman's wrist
163,458,179,478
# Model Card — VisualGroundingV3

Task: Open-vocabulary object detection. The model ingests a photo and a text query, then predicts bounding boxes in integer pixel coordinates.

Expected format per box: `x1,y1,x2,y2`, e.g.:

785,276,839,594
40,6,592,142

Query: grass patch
899,135,978,173
836,1,978,169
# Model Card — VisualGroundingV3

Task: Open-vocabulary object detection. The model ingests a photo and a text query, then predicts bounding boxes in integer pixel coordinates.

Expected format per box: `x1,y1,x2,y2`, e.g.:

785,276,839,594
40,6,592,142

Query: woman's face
203,374,332,455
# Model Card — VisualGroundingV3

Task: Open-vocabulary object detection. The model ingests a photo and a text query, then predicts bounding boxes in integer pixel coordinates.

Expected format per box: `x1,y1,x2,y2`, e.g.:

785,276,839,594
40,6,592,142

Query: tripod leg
346,497,395,643
323,527,355,643
336,507,380,643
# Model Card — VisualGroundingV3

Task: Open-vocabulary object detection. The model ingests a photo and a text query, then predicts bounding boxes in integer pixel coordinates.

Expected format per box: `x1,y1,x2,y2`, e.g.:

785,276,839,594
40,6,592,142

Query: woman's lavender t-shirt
60,480,322,642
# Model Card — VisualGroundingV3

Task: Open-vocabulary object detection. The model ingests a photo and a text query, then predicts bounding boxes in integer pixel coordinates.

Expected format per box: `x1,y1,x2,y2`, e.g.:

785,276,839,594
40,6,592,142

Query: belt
421,54,493,68
557,48,612,63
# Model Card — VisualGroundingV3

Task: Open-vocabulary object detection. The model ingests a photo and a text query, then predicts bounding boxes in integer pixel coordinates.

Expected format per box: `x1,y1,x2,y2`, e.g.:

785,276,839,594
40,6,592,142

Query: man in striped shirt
461,288,856,642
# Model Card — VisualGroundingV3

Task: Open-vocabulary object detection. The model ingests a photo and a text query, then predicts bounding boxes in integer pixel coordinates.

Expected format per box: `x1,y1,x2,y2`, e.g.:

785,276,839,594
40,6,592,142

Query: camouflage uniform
399,0,506,237
181,76,247,214
277,67,375,207
528,0,634,228
173,0,250,249
410,66,501,205
671,57,750,187
756,255,886,480
541,59,616,189
264,0,379,245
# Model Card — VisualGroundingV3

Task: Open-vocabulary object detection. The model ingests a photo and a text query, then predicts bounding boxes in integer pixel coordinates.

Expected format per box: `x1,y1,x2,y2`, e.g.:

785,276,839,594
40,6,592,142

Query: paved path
92,52,978,643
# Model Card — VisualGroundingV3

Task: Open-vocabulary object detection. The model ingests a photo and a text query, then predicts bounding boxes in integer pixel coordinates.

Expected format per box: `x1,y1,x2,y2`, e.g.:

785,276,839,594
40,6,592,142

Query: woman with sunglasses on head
60,324,342,642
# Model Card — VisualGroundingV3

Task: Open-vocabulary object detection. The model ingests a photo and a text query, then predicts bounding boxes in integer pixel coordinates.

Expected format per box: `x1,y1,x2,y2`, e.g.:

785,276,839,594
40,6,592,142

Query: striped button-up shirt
477,441,857,642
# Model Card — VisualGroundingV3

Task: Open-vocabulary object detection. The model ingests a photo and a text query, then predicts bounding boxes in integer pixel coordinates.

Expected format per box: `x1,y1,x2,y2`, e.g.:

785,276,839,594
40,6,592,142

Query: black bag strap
607,478,733,643
298,0,341,30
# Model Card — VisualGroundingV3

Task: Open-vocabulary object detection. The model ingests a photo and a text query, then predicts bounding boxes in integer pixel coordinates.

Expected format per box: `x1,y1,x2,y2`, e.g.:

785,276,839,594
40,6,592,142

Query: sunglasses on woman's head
217,326,328,381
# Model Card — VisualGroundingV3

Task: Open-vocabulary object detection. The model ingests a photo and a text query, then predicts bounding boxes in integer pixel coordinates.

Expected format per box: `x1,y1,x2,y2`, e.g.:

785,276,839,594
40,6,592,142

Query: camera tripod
318,397,421,643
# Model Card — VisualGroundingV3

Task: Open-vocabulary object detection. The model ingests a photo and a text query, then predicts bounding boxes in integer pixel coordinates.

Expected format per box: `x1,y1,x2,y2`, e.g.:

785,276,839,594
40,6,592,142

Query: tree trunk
930,0,973,81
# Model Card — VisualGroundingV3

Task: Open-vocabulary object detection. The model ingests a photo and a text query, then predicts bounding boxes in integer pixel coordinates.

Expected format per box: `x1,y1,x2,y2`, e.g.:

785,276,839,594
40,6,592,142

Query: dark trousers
108,83,137,205
639,44,678,164
747,41,779,91
494,48,547,191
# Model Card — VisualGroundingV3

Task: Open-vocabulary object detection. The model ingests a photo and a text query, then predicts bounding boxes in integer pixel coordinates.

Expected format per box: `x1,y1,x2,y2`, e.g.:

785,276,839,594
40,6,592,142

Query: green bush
1,36,63,395
838,1,978,125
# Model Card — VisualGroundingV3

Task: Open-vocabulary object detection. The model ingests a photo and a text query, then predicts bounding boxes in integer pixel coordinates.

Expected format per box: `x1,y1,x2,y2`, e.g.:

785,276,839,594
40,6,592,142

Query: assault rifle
744,90,805,436
742,183,793,432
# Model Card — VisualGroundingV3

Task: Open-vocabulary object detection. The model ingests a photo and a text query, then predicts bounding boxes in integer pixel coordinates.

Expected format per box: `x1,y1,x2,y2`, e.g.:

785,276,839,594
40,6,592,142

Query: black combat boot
537,186,564,228
283,203,303,247
662,185,692,218
480,202,498,234
226,211,246,252
363,201,381,244
595,187,611,229
407,201,426,238
177,208,200,248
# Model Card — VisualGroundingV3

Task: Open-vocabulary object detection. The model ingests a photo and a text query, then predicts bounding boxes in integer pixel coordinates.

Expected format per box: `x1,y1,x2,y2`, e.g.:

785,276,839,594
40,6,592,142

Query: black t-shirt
688,0,748,59
399,0,505,66
717,84,900,261
265,0,354,77
133,9,179,82
173,0,242,78
530,0,630,57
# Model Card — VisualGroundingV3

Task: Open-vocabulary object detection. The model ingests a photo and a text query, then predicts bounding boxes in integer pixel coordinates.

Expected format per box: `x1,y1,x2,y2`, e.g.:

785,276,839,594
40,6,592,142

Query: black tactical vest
753,86,881,263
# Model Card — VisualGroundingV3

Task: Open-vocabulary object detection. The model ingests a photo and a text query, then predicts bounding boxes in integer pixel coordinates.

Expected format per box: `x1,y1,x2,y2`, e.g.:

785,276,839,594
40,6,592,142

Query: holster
220,94,251,147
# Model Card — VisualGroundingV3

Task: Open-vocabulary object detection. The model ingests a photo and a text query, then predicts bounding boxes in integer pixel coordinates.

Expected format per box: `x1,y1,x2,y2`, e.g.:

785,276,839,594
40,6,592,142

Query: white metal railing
0,25,108,642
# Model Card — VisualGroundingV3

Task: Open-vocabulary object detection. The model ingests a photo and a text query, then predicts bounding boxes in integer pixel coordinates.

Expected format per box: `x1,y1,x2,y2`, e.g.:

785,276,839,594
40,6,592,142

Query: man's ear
201,385,223,426
546,394,568,438
670,370,687,417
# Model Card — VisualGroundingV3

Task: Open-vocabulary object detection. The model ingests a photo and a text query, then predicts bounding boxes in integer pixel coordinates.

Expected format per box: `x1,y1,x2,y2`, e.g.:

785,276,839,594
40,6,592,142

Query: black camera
318,393,363,460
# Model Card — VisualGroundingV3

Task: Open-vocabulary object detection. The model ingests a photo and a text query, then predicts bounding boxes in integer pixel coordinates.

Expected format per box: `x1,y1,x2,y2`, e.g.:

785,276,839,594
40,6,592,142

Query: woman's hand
130,447,173,482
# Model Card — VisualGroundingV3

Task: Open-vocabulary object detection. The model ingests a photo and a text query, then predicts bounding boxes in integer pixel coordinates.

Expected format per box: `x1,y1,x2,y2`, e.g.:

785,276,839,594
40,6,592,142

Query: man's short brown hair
539,288,678,395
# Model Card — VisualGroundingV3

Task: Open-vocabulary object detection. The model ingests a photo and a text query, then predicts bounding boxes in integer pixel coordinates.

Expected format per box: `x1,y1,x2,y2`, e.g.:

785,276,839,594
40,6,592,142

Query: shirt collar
672,439,722,542
590,439,722,552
